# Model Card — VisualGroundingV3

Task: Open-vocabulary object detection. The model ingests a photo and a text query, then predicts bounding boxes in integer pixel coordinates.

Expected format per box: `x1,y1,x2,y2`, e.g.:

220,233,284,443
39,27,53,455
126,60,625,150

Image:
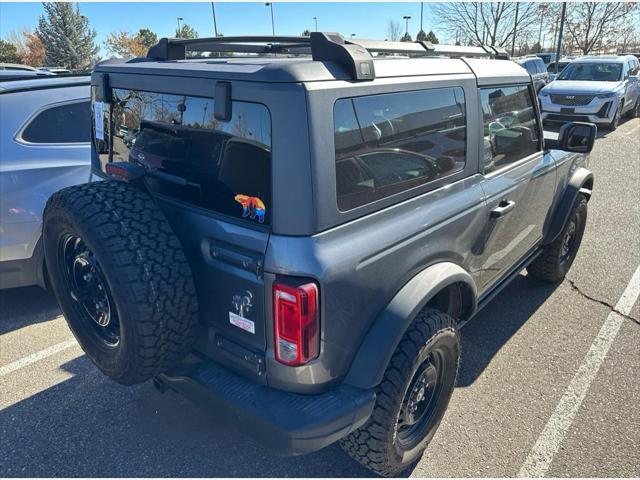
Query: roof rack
145,32,509,81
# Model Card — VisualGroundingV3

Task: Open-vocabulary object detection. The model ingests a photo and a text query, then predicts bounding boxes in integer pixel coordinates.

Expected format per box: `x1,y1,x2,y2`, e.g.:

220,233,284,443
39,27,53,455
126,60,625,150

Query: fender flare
343,262,477,389
544,167,593,245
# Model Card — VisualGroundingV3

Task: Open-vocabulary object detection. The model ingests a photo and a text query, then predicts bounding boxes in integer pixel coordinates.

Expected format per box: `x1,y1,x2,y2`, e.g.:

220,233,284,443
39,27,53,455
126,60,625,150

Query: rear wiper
105,161,200,188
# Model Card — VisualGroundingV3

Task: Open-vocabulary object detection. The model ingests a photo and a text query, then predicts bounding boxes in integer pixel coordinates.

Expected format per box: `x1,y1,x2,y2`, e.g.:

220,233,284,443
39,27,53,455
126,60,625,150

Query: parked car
536,52,557,67
39,66,73,75
516,56,549,92
539,54,640,129
0,75,91,290
42,34,595,476
0,63,52,77
547,58,573,81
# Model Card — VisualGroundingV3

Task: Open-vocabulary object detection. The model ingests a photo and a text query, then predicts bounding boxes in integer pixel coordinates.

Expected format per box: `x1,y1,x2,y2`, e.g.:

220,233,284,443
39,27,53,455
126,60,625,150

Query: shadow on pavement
0,286,61,335
457,273,560,387
0,274,560,477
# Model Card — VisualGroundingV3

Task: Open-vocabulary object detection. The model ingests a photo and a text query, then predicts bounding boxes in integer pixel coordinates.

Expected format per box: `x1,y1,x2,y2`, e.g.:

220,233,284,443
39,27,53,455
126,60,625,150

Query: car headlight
539,90,550,97
596,92,615,99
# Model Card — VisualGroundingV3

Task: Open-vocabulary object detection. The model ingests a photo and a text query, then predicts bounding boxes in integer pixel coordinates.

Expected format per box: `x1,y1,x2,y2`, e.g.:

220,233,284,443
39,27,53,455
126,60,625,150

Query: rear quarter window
333,87,466,211
21,101,91,144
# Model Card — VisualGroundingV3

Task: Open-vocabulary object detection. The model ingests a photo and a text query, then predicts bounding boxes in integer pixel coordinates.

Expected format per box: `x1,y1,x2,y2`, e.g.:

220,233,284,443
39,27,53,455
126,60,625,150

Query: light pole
350,33,356,39
538,4,548,50
420,2,424,33
403,15,411,37
211,2,218,36
313,16,318,32
265,3,275,37
510,2,519,57
177,17,183,35
554,2,566,74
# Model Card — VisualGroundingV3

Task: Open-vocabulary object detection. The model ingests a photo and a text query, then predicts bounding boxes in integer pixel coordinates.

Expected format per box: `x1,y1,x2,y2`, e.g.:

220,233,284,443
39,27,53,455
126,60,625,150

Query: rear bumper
157,361,375,456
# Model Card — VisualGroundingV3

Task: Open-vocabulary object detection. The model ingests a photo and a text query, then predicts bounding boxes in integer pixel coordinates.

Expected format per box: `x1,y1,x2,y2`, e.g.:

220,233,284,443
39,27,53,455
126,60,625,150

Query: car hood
543,80,623,95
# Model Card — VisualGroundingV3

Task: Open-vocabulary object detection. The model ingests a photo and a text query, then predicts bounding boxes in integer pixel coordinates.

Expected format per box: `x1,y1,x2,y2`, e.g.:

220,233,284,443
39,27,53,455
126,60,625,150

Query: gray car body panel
0,79,91,289
90,54,592,394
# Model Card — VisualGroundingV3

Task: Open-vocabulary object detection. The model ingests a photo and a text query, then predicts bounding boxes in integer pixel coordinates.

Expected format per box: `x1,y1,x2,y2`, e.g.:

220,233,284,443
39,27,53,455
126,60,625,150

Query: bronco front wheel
43,181,199,385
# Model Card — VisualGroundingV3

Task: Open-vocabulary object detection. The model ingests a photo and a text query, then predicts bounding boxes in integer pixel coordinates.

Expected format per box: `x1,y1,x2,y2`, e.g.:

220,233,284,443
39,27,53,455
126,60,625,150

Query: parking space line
0,338,77,377
519,264,640,477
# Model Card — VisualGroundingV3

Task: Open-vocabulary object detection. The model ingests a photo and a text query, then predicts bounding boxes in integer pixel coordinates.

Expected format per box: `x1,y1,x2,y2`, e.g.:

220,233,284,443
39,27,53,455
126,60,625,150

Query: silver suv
540,55,640,130
0,76,91,289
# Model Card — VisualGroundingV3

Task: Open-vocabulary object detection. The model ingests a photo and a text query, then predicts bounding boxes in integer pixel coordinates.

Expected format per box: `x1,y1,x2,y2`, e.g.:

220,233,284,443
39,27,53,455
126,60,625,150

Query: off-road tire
527,194,588,283
340,309,459,477
43,180,199,385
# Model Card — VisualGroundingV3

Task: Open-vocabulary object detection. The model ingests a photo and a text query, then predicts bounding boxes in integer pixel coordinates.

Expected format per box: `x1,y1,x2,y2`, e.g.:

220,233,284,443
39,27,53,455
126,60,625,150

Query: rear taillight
273,282,319,366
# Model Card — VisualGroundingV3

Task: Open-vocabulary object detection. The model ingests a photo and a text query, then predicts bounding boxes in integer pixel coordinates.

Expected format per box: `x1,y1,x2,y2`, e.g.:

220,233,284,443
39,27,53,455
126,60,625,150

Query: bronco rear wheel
340,309,459,476
43,180,199,385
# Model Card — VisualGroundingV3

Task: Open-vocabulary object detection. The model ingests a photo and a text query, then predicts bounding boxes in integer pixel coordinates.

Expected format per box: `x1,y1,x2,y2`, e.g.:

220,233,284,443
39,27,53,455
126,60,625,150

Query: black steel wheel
43,181,199,385
60,235,120,346
340,309,459,476
396,348,451,450
527,194,588,283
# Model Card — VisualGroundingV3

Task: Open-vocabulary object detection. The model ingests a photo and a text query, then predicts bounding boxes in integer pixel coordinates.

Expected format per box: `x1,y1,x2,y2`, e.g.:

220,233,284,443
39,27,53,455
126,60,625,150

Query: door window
480,85,541,173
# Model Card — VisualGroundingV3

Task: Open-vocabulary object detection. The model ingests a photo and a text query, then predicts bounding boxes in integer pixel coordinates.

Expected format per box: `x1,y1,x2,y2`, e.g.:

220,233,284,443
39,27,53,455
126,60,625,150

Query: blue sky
0,2,445,58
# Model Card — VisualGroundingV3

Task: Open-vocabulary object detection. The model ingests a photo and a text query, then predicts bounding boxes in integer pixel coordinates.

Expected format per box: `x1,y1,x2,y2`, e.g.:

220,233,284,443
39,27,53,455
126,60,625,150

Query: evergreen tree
400,32,413,42
302,29,311,37
175,23,198,39
425,30,439,44
36,2,98,69
137,28,158,48
416,30,427,42
0,40,21,63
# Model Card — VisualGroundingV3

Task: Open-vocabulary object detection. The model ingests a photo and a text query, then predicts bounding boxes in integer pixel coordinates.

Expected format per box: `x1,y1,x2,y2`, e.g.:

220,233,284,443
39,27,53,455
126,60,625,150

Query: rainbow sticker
234,194,266,223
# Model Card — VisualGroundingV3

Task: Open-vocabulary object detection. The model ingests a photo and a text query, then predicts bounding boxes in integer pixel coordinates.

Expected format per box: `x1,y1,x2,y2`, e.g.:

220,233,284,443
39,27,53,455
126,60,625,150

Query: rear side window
21,101,91,144
535,59,546,74
480,85,541,173
109,89,271,225
523,61,537,75
333,87,466,211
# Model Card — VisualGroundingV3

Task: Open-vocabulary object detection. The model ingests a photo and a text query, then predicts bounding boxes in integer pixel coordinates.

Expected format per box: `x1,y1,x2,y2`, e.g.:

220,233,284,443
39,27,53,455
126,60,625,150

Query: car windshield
557,62,622,81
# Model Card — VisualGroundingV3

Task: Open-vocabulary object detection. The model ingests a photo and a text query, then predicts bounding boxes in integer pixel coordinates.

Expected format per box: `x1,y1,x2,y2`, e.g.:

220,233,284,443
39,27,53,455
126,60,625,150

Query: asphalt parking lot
1,116,639,477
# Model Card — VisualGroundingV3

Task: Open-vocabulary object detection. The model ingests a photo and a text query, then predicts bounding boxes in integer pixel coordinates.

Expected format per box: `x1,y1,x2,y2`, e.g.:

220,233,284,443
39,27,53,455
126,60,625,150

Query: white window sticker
229,312,255,334
94,101,104,141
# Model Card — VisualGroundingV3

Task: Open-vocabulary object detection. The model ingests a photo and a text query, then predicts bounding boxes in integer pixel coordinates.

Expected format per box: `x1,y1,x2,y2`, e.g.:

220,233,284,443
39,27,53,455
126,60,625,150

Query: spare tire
43,180,199,385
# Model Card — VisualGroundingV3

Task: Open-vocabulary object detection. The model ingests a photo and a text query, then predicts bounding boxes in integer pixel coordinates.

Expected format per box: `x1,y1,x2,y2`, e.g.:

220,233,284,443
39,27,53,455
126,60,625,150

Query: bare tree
432,2,540,47
607,7,640,53
5,30,28,59
564,2,636,55
386,20,402,42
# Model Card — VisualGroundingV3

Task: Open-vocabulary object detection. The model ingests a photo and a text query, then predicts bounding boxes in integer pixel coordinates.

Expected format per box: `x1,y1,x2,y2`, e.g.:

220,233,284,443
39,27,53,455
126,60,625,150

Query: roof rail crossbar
145,33,509,80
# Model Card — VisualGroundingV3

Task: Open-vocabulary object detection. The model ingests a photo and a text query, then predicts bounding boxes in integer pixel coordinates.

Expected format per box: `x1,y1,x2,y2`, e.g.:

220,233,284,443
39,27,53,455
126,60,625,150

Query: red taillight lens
273,282,319,366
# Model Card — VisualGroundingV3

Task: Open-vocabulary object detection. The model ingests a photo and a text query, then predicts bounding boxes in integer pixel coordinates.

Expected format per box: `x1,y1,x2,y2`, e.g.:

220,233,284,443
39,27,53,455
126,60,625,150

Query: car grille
550,94,595,106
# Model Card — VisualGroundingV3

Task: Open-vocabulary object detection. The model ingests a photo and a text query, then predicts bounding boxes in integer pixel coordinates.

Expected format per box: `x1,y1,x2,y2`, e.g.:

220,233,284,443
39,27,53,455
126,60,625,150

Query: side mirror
558,122,597,154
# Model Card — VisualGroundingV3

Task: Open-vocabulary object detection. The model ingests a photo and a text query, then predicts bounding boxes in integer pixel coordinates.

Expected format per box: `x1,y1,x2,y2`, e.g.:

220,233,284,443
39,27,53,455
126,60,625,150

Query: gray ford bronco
42,33,596,476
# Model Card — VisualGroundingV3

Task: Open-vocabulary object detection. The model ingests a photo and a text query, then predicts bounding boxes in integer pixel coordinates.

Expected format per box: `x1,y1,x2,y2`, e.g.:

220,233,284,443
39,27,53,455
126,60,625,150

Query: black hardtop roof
93,32,512,84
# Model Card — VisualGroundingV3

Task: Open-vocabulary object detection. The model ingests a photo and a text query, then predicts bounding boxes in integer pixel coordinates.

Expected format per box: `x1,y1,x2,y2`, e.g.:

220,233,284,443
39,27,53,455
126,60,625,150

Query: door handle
490,200,516,218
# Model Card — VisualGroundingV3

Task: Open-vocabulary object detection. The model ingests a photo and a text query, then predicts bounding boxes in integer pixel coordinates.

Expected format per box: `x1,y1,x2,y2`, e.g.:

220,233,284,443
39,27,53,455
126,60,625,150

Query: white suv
539,55,640,130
